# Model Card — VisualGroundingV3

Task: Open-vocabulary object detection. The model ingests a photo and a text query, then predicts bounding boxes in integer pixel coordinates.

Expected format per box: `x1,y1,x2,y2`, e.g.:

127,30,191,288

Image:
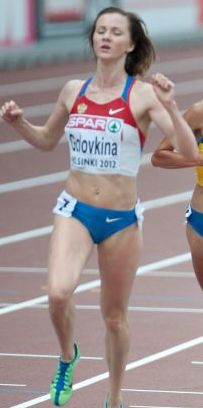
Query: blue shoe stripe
51,343,80,406
54,391,60,406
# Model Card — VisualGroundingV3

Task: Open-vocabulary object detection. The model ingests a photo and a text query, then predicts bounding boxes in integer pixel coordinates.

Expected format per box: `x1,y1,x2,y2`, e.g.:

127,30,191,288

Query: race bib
66,114,123,171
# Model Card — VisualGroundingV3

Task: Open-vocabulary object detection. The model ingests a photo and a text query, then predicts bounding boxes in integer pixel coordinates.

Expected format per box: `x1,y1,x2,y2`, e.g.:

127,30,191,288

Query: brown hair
89,6,156,76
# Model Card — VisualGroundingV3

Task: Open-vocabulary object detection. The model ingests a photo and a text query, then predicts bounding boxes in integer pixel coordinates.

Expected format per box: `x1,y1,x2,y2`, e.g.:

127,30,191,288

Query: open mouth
101,43,111,49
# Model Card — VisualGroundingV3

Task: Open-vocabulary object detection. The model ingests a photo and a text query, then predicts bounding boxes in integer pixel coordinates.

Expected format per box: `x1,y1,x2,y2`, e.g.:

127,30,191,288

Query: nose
102,30,111,40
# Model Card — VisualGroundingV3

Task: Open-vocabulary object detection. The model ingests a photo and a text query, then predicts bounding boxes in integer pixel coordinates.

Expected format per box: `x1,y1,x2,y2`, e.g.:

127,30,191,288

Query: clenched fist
151,73,176,108
0,100,23,124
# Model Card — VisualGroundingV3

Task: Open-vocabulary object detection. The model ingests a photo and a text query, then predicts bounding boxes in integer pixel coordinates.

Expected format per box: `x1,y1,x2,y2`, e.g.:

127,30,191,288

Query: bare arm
151,137,199,169
0,80,82,151
148,73,198,161
151,99,203,169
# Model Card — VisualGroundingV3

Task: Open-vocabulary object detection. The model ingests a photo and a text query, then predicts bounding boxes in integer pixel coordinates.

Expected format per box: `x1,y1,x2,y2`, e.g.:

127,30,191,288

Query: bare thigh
48,215,94,295
98,223,143,315
186,224,203,290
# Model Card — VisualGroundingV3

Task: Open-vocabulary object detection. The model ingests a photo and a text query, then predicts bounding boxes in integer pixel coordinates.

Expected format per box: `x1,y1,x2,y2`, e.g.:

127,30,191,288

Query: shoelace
55,361,72,390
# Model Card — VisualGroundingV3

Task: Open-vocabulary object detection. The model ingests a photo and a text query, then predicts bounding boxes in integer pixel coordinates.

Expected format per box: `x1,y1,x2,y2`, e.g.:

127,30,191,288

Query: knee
104,312,128,334
48,285,72,311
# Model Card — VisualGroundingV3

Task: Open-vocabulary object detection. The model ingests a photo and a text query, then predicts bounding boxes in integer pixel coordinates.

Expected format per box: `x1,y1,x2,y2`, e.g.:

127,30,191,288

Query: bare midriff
65,170,137,210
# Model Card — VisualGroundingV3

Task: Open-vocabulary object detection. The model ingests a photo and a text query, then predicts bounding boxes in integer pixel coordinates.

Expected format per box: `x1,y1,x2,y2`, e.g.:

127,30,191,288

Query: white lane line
0,383,26,387
191,360,203,365
76,305,203,314
124,388,203,395
0,267,193,277
0,267,47,273
9,335,203,408
0,266,98,274
0,171,68,193
0,253,192,316
143,191,192,210
144,271,193,277
127,306,203,314
0,352,102,360
137,252,191,273
0,295,47,316
2,303,203,315
0,226,52,246
130,405,199,408
2,302,203,314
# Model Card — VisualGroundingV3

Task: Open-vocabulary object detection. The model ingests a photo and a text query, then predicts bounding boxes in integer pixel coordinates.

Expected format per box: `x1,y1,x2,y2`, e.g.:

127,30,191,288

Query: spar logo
108,119,121,133
67,115,107,130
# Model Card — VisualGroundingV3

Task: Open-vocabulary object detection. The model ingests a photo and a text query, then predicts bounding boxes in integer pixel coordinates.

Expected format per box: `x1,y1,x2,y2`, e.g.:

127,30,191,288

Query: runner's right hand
0,100,23,123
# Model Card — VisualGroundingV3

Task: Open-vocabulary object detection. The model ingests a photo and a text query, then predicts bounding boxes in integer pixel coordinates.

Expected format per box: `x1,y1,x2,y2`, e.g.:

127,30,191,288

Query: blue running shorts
53,190,144,244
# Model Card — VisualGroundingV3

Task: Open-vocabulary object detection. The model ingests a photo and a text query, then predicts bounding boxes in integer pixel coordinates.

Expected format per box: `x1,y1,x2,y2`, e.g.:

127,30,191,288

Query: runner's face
93,13,134,61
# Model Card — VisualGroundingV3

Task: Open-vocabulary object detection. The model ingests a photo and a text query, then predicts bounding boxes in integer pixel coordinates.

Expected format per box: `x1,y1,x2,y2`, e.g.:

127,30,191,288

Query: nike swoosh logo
106,217,122,223
109,107,125,115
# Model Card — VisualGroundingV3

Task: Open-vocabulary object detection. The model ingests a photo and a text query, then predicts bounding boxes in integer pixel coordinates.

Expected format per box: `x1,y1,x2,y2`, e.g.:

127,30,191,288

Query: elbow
36,142,55,152
42,132,58,152
151,153,160,167
43,142,56,152
183,147,199,162
41,127,59,152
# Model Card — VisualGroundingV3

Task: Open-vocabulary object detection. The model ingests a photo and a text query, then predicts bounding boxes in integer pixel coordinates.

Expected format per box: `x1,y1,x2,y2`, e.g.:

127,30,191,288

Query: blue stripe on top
78,77,92,96
121,75,134,101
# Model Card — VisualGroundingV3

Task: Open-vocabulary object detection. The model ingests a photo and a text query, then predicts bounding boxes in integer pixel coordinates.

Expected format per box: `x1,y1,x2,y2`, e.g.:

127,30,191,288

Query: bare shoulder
132,79,156,100
184,99,203,129
133,78,153,92
60,79,84,100
192,100,203,111
63,79,84,93
131,78,157,111
57,79,85,112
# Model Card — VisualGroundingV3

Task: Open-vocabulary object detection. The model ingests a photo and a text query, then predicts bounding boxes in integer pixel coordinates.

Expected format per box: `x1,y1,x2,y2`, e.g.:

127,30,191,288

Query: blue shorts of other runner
186,204,203,237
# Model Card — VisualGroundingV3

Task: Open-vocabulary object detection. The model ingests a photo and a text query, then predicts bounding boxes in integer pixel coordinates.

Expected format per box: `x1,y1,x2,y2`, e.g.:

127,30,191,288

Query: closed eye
96,26,123,36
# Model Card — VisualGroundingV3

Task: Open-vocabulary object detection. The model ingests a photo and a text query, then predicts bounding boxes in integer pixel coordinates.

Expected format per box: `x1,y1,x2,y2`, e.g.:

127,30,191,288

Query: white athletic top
65,75,146,176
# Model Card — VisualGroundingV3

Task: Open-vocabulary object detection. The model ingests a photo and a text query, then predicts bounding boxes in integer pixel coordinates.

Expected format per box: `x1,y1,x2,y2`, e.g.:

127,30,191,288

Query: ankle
107,394,123,408
61,342,78,362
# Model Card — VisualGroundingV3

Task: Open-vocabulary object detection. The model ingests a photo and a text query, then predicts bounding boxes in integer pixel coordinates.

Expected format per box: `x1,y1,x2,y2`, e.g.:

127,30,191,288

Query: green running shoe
50,343,80,406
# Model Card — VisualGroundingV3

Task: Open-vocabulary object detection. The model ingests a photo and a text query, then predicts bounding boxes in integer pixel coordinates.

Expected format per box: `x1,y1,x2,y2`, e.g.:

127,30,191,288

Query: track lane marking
0,352,102,360
124,388,203,395
9,335,203,408
130,405,196,408
0,384,26,387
